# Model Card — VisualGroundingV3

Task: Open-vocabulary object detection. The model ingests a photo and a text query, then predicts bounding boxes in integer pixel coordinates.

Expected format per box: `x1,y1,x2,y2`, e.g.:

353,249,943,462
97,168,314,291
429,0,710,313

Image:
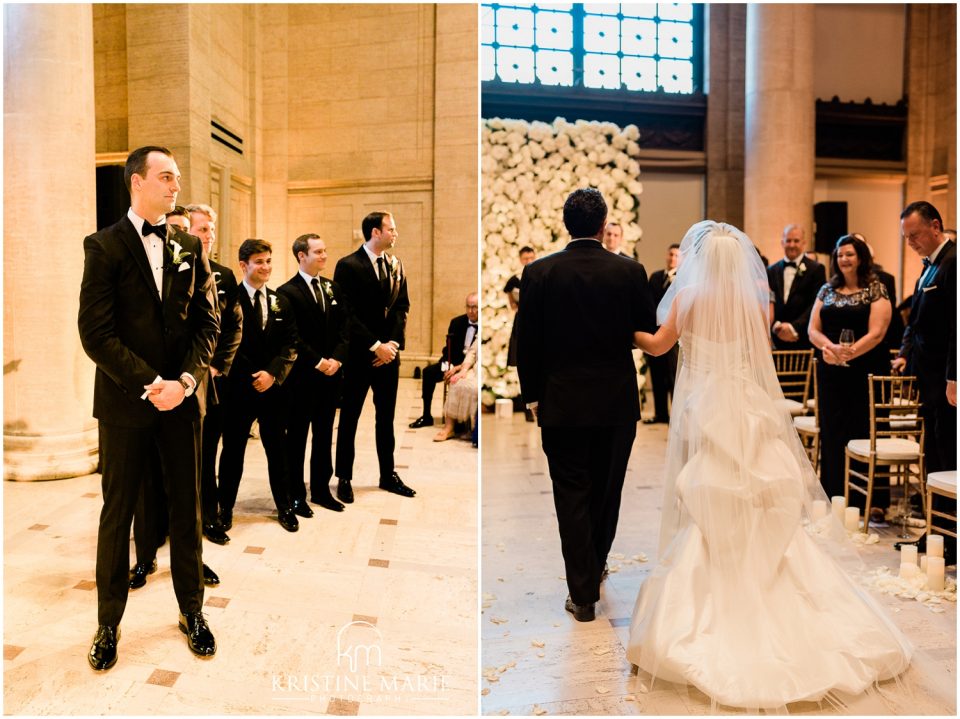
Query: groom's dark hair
563,188,607,238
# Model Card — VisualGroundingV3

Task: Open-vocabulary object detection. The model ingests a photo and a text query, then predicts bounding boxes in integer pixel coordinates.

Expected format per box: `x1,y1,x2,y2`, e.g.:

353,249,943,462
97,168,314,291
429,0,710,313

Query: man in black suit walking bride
517,188,656,621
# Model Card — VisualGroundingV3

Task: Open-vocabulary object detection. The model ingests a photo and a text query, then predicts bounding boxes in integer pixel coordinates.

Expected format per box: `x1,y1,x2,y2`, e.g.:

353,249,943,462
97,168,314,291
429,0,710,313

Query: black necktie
663,273,672,290
922,257,932,269
142,220,166,239
377,257,391,299
252,289,263,331
311,278,325,312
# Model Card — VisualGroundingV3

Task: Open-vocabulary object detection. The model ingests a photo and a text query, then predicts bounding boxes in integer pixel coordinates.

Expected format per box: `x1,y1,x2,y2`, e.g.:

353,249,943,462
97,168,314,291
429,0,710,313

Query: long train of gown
625,335,912,710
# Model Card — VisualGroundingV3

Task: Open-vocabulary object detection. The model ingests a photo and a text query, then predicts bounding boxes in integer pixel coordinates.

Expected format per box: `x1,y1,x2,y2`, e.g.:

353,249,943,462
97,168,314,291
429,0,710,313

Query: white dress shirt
128,207,165,295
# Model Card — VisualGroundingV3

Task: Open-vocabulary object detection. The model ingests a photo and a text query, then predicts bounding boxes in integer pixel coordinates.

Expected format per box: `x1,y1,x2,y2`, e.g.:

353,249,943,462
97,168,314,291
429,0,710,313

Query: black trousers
217,381,291,513
420,361,444,416
199,375,226,525
286,373,342,502
646,346,677,420
132,452,167,566
541,423,637,605
335,355,400,482
97,418,203,626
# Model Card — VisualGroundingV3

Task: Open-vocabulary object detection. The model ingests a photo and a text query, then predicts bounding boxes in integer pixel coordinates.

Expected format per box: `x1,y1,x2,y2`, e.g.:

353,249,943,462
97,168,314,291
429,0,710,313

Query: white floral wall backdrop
481,117,644,405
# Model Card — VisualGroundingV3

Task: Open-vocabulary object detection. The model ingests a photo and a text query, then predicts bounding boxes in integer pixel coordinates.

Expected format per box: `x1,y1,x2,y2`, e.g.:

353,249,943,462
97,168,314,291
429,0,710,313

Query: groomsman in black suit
185,203,242,546
644,243,681,424
602,221,632,259
893,201,956,559
333,211,415,501
767,224,826,349
409,292,479,428
217,239,299,532
79,146,219,670
278,234,349,513
517,188,656,622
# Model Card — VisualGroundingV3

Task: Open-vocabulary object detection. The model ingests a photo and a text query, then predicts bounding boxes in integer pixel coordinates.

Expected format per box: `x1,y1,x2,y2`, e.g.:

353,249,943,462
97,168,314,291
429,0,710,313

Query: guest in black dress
808,235,892,517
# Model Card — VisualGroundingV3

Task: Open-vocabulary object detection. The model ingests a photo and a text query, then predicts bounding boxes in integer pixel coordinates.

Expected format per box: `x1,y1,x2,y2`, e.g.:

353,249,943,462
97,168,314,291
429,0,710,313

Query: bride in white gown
627,221,911,710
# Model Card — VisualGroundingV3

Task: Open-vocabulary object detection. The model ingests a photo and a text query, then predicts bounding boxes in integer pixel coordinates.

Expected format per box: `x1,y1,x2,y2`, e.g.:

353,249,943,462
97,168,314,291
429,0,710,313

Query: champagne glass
838,329,854,367
896,495,913,540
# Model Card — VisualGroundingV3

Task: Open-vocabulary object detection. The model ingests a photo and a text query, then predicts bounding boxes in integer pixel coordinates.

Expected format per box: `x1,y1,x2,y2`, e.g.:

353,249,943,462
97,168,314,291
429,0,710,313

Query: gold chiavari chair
772,349,814,417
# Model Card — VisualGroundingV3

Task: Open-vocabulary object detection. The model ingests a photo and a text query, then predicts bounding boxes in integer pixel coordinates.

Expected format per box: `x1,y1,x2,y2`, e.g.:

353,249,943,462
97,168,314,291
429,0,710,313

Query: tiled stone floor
4,379,477,715
481,412,957,716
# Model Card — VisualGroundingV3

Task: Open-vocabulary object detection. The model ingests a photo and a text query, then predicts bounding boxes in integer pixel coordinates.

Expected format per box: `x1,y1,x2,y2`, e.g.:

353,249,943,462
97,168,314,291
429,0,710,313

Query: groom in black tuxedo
517,188,656,621
767,224,826,349
78,146,220,670
334,211,415,501
893,201,956,561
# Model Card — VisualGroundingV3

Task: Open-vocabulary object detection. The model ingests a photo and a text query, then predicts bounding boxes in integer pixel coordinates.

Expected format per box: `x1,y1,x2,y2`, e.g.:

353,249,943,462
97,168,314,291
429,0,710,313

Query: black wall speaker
96,165,130,230
814,201,848,255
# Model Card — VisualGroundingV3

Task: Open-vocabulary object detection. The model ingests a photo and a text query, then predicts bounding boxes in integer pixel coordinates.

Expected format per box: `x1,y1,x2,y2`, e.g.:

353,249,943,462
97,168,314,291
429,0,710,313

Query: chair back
867,374,924,450
772,349,813,405
809,357,819,424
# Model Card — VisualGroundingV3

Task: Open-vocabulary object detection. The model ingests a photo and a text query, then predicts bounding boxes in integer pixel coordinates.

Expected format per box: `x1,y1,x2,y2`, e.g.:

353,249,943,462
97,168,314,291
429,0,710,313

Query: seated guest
217,239,299,533
278,234,350,513
410,292,478,428
434,342,478,442
768,224,826,349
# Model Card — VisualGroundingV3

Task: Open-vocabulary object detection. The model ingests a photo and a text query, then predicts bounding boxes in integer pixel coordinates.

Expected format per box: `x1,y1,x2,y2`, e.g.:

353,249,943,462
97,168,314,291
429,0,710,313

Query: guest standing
644,243,680,424
768,224,826,350
808,235,892,514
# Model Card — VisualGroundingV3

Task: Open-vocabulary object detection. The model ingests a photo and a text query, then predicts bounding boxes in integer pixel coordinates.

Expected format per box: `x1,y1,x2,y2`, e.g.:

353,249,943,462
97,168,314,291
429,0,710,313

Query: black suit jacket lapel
118,217,162,304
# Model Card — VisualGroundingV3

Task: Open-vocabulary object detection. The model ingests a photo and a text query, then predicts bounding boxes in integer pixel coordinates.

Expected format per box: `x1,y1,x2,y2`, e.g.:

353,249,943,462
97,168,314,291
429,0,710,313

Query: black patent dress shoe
219,508,233,531
409,415,434,428
202,563,220,586
291,499,314,518
129,558,158,589
278,509,300,532
203,522,230,545
564,595,596,622
642,416,668,425
178,612,216,656
379,472,416,497
337,478,354,504
88,625,120,671
311,494,345,512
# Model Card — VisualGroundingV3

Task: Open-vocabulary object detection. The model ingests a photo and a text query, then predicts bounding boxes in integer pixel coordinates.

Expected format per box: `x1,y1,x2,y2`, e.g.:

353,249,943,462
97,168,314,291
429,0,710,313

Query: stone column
743,4,815,259
4,3,99,479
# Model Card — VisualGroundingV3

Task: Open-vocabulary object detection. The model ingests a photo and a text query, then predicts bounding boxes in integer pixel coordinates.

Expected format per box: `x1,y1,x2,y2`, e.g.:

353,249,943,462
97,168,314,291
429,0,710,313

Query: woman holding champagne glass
809,234,893,520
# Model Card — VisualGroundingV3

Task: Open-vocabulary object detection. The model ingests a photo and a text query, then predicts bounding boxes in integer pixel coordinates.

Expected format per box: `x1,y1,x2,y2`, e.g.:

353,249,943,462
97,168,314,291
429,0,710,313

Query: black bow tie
784,261,798,269
468,322,477,328
142,220,166,239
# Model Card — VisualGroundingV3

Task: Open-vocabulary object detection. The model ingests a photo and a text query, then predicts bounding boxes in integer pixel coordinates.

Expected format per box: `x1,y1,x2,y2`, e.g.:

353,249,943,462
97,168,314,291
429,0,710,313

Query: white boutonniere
166,237,192,267
269,295,281,313
797,262,806,276
323,280,338,305
385,253,403,283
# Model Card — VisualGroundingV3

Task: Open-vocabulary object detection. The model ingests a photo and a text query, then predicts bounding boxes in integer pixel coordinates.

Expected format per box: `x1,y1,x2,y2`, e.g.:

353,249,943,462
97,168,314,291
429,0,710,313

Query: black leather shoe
278,509,300,532
219,508,233,531
642,416,668,425
409,415,434,428
564,595,596,622
202,563,220,587
337,478,354,504
311,494,345,512
203,522,230,545
291,499,314,518
379,472,416,497
129,559,157,590
88,624,120,670
178,612,216,657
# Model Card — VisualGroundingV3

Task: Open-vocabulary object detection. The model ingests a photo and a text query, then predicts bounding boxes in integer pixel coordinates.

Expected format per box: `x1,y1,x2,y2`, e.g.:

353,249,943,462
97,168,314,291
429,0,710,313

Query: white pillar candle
927,534,944,559
811,500,827,521
920,555,928,572
901,544,918,566
831,496,846,521
926,556,946,591
844,506,860,531
899,562,920,579
495,398,513,419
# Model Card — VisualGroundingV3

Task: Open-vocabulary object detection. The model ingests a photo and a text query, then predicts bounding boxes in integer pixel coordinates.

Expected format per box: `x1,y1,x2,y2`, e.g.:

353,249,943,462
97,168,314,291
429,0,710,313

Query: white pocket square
922,284,938,292
178,262,191,273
